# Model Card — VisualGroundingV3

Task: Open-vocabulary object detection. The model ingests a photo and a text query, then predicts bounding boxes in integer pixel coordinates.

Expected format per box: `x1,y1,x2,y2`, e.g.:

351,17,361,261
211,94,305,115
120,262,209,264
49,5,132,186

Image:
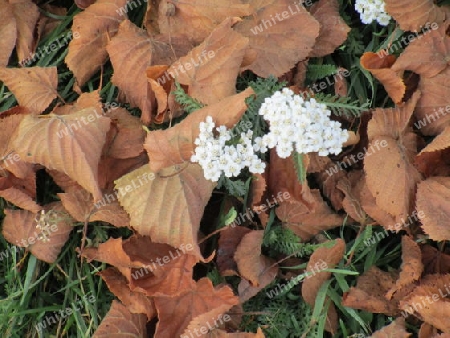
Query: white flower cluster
257,88,349,158
191,116,266,181
355,0,391,26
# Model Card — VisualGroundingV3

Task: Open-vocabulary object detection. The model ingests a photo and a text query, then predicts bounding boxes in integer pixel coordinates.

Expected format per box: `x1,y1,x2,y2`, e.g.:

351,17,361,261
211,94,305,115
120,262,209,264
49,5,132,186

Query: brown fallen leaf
234,0,320,77
269,150,313,206
399,274,450,333
0,67,58,114
415,126,450,177
0,187,40,213
0,114,33,179
360,52,405,104
276,190,344,242
2,0,40,63
421,245,450,275
342,266,399,316
2,203,73,263
92,300,147,337
154,277,239,337
384,0,445,32
0,0,17,66
386,236,423,299
336,174,367,225
66,0,128,87
115,163,216,261
364,91,422,222
103,107,146,159
309,0,350,58
107,20,155,124
58,188,130,228
217,225,252,277
234,230,276,287
12,109,111,202
168,17,249,105
98,268,156,320
157,0,251,45
416,177,450,241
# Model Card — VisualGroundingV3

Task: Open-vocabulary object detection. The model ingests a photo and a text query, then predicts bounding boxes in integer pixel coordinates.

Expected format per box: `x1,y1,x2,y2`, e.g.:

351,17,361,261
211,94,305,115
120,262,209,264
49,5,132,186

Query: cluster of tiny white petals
191,116,266,181
355,0,391,26
258,88,349,158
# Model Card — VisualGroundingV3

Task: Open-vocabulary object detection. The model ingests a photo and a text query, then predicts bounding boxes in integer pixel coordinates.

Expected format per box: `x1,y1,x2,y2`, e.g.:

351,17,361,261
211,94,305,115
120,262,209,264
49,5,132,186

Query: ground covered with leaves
1,0,450,337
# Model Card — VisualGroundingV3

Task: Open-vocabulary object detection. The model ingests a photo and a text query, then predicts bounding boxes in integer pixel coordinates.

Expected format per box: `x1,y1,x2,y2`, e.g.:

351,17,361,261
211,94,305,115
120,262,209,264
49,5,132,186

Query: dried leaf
399,274,450,333
414,68,450,136
309,0,350,57
12,109,111,202
98,268,156,320
217,226,252,276
234,0,320,77
9,0,40,63
66,0,128,86
2,204,73,263
386,236,423,299
104,107,146,159
0,187,40,213
157,0,251,45
154,277,239,337
416,177,450,241
58,188,130,228
342,266,399,316
0,0,16,66
234,230,276,287
364,92,422,221
384,0,445,32
115,163,215,261
168,18,248,105
107,20,154,124
360,52,405,104
277,190,344,242
0,67,58,114
92,300,147,337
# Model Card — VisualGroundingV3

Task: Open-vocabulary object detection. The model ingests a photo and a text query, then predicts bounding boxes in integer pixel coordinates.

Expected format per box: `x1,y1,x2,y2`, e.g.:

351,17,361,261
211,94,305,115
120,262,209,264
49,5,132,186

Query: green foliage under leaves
172,82,204,114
